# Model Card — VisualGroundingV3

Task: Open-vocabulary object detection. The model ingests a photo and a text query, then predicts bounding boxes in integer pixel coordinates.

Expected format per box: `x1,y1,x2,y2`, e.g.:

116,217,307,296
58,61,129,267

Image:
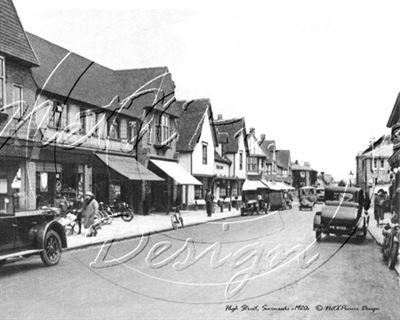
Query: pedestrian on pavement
82,191,99,230
374,189,385,227
205,189,213,217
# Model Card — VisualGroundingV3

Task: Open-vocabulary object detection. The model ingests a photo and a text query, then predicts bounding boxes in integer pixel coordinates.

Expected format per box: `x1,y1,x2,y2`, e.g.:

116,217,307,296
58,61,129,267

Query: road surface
1,205,399,320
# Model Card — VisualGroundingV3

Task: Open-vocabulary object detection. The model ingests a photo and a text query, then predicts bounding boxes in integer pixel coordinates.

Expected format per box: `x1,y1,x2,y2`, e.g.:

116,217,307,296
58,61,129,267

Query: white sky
13,0,400,180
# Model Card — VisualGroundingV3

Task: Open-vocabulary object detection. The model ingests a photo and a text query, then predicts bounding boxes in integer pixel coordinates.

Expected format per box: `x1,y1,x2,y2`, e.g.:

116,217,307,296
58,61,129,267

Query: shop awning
150,159,202,185
96,153,163,181
242,179,268,191
276,182,295,191
261,180,281,191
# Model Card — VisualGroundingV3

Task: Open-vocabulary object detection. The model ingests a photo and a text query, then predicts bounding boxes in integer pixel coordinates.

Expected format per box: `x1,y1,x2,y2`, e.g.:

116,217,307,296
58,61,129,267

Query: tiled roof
214,150,231,164
276,150,291,169
0,0,39,65
26,33,177,118
292,163,317,172
175,99,210,152
214,118,246,154
259,140,275,163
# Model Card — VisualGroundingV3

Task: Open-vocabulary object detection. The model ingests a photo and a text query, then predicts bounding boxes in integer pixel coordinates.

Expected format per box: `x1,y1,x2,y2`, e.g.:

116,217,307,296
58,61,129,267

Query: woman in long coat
82,191,99,229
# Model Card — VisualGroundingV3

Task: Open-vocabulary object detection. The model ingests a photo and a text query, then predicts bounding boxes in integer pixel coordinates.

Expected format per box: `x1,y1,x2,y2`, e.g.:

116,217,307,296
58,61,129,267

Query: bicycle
170,206,184,229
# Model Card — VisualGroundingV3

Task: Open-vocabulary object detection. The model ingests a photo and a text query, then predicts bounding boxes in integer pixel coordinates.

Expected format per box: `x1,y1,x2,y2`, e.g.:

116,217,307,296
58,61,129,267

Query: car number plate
335,226,347,230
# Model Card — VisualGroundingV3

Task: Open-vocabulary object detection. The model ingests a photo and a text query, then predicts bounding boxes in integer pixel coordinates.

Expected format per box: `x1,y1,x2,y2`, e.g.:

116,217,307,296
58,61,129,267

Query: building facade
355,135,392,191
0,0,40,214
291,161,318,189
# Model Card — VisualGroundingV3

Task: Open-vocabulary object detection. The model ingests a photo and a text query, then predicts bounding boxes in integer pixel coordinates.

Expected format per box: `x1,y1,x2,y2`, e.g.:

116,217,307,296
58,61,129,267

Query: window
195,185,203,200
129,121,137,142
0,56,4,108
373,159,377,169
120,118,128,140
239,151,243,170
12,85,23,117
79,108,86,134
156,114,171,144
247,157,257,172
108,117,120,139
380,159,385,169
49,101,68,129
148,124,153,144
202,143,208,165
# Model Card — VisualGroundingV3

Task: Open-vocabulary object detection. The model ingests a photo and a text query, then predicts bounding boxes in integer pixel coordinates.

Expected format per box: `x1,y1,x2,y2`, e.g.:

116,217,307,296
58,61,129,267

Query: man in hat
205,189,213,217
82,191,99,230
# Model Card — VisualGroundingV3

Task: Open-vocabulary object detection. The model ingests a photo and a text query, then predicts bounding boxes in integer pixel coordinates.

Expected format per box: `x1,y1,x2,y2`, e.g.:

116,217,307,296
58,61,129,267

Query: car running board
0,249,42,261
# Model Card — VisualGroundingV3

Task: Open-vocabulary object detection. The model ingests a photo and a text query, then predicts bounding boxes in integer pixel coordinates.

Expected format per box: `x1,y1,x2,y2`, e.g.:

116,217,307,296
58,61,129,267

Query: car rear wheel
40,230,62,266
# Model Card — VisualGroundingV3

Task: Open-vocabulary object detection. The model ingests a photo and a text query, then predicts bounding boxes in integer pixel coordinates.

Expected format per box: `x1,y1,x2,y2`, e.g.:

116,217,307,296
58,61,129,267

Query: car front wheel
40,230,62,266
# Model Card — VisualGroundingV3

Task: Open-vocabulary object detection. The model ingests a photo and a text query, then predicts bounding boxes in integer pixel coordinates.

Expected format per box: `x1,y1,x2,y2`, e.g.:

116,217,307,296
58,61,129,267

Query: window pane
120,119,128,139
0,57,3,76
0,79,3,107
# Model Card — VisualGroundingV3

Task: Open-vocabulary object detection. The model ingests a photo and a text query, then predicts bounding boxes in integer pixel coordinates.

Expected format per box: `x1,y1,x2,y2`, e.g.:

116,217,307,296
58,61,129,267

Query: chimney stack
249,127,255,134
260,134,266,143
304,162,310,167
217,114,223,120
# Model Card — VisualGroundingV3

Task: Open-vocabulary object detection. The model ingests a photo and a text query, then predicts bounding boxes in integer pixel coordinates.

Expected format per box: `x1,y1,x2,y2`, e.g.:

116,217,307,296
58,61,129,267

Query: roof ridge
26,32,115,72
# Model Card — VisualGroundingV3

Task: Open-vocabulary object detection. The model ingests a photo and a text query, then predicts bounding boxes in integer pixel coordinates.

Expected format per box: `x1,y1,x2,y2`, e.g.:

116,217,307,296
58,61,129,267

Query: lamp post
349,171,354,187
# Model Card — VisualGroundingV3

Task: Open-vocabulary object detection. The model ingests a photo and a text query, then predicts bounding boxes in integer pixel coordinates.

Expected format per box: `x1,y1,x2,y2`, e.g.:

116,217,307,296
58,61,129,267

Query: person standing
205,189,213,217
82,191,99,230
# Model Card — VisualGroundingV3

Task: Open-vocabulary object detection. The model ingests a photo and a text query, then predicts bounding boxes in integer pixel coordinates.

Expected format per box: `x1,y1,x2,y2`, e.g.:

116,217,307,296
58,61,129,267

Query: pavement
66,208,242,250
367,211,400,275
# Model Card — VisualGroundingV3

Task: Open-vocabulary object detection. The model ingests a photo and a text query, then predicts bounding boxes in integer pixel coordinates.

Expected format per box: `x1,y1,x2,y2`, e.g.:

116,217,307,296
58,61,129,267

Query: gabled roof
214,118,246,154
360,135,392,158
387,92,400,128
276,150,291,169
175,99,217,152
26,33,177,119
0,0,39,65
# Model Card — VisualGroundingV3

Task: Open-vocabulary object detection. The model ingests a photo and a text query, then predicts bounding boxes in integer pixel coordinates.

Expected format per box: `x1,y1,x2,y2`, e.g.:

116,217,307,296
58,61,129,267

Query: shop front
93,153,163,214
148,158,202,213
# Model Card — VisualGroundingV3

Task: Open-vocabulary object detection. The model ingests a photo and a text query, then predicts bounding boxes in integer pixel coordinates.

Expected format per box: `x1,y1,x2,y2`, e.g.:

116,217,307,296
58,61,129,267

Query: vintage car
316,187,325,203
240,180,268,215
299,186,317,210
0,211,67,267
313,186,369,241
269,190,292,211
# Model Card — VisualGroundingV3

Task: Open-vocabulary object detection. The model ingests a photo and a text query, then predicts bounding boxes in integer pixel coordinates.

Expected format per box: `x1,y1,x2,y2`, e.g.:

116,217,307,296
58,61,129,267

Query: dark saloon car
313,186,370,241
0,210,67,267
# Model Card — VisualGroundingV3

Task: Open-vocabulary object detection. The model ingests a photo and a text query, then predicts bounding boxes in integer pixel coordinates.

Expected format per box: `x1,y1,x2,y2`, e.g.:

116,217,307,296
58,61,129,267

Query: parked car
241,189,261,216
299,186,317,210
316,187,325,202
313,186,370,241
269,190,292,211
0,210,67,267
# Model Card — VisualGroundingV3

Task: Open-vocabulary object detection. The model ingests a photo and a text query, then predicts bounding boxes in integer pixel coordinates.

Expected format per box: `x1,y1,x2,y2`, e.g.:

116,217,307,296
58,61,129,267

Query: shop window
239,151,243,170
219,183,226,197
12,84,24,118
202,143,208,165
0,56,4,108
195,185,203,199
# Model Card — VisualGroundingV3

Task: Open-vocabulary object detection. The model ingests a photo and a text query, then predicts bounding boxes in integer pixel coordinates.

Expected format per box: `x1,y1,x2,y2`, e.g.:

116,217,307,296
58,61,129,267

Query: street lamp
349,171,354,187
